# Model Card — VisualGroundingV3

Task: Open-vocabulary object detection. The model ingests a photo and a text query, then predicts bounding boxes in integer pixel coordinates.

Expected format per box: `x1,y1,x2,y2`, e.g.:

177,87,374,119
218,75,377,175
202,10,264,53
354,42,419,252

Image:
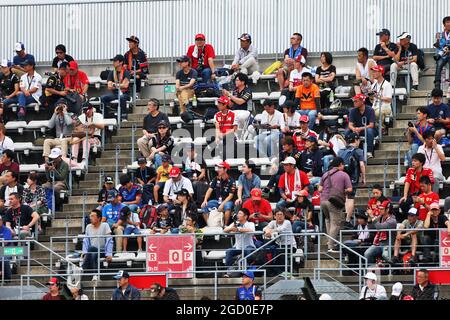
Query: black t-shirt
232,86,252,111
107,69,131,94
399,43,419,62
315,65,337,89
426,214,448,239
51,54,74,69
4,205,34,230
123,49,149,75
209,177,236,200
136,166,156,184
151,134,174,154
143,112,170,133
176,68,198,86
0,72,19,97
373,42,399,66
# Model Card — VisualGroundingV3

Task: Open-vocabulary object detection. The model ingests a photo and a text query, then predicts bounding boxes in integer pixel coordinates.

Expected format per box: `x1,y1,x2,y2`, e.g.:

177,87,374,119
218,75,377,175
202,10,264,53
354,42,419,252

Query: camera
434,45,450,61
46,159,54,166
407,121,414,128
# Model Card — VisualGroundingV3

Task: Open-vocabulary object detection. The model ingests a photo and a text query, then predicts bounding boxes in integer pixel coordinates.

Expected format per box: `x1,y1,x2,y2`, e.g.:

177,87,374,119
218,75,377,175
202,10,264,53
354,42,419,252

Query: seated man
404,107,433,168
63,61,89,115
17,59,43,120
281,100,301,135
433,16,450,89
414,176,440,222
44,148,69,201
82,209,113,279
186,34,216,83
242,188,273,231
175,55,197,114
347,94,376,158
3,193,39,240
214,96,237,160
390,208,424,265
101,55,131,121
369,65,393,135
276,33,308,91
181,143,207,183
367,184,389,218
235,160,261,212
11,42,35,76
417,131,445,194
222,73,252,111
0,215,12,280
119,206,143,253
294,73,321,130
123,35,149,94
200,161,235,226
52,44,74,72
135,157,156,205
0,171,24,213
298,136,323,190
372,29,398,81
354,47,376,95
282,55,310,102
148,120,174,169
118,174,142,213
223,208,256,277
0,150,20,185
343,212,374,266
292,115,318,152
0,59,20,123
423,202,450,262
43,103,72,162
162,167,194,211
411,269,439,300
231,33,259,76
390,32,420,91
426,88,450,142
41,62,70,114
254,99,285,157
101,189,125,253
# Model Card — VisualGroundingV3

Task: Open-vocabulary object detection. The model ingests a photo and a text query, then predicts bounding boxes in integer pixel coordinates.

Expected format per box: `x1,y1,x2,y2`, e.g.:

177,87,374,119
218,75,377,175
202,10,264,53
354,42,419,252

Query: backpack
338,147,359,183
139,205,158,229
194,82,221,98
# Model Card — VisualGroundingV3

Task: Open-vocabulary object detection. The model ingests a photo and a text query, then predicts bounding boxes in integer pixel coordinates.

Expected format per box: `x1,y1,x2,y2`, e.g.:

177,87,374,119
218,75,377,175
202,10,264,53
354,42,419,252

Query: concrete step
44,226,82,236
378,142,409,151
388,128,408,136
67,195,98,205
49,218,83,228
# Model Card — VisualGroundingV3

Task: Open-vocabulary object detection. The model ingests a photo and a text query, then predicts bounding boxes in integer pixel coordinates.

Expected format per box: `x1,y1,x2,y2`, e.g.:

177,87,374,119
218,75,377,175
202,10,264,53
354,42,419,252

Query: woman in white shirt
282,101,301,134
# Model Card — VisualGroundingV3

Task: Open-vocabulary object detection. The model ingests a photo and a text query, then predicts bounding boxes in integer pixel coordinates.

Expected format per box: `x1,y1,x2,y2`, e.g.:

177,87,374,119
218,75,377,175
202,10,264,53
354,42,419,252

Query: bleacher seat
5,121,27,134
103,118,118,131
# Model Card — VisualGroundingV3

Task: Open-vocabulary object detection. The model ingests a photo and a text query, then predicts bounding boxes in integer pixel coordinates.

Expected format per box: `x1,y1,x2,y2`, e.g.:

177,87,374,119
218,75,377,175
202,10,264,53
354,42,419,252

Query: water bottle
218,196,222,205
329,90,335,103
192,94,198,107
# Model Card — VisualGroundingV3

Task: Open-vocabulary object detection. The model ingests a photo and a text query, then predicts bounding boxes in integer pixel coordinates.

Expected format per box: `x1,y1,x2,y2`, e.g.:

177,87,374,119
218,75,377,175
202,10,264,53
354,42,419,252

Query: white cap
397,32,411,40
364,272,378,281
15,42,24,52
49,147,62,159
319,293,332,300
0,59,10,68
408,207,418,216
391,282,403,296
281,157,296,165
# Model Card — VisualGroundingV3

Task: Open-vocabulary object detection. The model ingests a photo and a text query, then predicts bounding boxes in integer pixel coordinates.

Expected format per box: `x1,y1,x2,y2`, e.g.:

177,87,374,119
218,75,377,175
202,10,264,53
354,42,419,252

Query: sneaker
223,273,230,278
412,85,419,91
17,107,26,121
389,256,401,265
327,248,340,254
80,159,87,170
367,152,373,159
91,275,99,281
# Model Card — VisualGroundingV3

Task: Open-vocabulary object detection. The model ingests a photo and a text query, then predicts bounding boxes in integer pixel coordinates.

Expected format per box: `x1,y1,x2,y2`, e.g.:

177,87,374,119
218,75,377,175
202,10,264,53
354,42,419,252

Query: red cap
352,93,367,101
216,161,231,170
300,115,310,123
169,167,181,178
250,188,262,201
378,200,390,209
195,33,206,40
217,95,231,106
371,65,385,75
46,277,59,285
402,295,414,301
68,60,78,70
295,55,306,64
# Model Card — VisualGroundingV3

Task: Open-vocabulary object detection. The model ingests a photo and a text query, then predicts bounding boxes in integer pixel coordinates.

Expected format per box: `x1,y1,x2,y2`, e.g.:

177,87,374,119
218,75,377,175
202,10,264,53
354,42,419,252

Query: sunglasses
55,51,64,54
158,126,167,129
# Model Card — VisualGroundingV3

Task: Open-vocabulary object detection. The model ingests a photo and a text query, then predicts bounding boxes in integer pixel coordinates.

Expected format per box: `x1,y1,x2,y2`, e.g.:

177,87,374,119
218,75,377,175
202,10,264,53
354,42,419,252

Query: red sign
440,230,450,267
129,274,167,290
146,234,195,279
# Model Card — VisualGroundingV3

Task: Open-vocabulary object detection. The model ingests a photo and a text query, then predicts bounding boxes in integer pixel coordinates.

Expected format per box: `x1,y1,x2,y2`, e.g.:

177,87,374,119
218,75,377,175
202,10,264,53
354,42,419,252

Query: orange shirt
295,83,320,110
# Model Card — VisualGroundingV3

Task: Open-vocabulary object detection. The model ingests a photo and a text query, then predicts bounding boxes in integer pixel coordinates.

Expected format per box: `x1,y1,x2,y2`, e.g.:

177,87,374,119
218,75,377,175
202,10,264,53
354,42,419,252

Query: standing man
111,270,141,300
11,42,35,76
231,33,259,76
235,271,262,300
175,55,197,114
276,33,308,91
124,35,149,95
17,59,42,120
347,94,376,158
186,34,216,83
390,32,420,91
372,29,398,81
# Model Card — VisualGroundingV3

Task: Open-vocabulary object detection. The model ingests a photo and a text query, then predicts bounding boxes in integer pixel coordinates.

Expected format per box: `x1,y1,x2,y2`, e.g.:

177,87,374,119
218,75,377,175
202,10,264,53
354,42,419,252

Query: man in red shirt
366,184,389,218
414,176,439,221
42,277,63,300
63,60,89,114
242,188,273,230
292,115,318,152
400,153,434,221
186,34,216,83
214,96,237,160
276,156,310,210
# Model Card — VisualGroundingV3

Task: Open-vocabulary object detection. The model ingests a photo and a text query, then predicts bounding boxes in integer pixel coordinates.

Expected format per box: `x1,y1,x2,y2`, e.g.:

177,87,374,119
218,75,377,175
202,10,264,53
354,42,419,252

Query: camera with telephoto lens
407,121,414,128
434,45,450,61
46,158,54,166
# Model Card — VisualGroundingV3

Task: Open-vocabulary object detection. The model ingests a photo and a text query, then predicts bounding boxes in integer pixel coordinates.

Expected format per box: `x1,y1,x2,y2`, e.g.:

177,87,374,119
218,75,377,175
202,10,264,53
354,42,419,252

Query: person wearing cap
235,160,261,209
44,147,69,197
347,93,376,158
162,166,194,208
172,188,198,232
175,55,198,113
52,44,74,72
119,206,143,252
235,270,262,300
283,55,311,101
63,60,89,109
150,203,174,234
0,59,20,122
369,64,393,134
242,188,273,231
359,272,387,300
231,33,259,76
364,199,397,264
222,73,253,111
101,188,125,252
97,176,117,210
0,214,13,280
277,33,308,91
201,161,236,225
154,155,172,204
41,62,71,112
292,115,318,152
254,99,285,157
186,34,216,83
17,58,42,120
389,282,409,300
294,72,321,130
276,156,310,211
118,174,142,214
42,102,72,162
214,95,238,159
414,176,439,221
148,120,174,169
315,52,337,109
423,202,450,262
298,135,323,189
411,269,439,300
101,54,131,121
281,100,301,134
111,270,141,300
433,16,450,89
124,35,149,94
135,157,157,205
290,190,314,233
354,47,376,95
390,32,420,91
42,278,63,300
390,207,424,265
372,29,398,79
11,42,35,75
149,283,180,300
342,210,374,266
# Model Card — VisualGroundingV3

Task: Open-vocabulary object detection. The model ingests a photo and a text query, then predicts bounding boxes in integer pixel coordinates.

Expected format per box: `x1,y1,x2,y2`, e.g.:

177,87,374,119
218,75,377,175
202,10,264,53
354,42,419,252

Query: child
154,154,172,204
119,206,143,252
97,176,116,210
135,157,157,205
150,204,174,234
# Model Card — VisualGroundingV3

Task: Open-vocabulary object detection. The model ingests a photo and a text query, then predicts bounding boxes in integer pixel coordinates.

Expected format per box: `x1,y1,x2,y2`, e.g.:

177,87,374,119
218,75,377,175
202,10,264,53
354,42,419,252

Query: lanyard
26,75,34,90
424,147,434,164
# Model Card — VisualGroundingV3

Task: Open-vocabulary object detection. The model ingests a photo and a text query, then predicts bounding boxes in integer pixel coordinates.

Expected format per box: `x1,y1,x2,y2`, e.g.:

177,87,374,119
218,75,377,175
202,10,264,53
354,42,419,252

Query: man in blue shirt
111,270,141,300
347,94,376,158
118,174,142,213
0,215,12,280
235,160,261,213
405,107,434,167
12,42,35,75
426,88,450,142
235,271,262,300
101,189,125,252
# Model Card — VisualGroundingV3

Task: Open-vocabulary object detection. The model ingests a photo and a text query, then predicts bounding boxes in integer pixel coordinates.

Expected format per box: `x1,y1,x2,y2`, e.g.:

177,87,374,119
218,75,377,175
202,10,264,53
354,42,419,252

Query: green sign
164,85,176,93
1,247,25,257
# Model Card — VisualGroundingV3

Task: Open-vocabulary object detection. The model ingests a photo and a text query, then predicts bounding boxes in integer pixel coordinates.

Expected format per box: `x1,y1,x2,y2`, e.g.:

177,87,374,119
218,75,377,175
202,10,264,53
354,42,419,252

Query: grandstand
0,0,450,301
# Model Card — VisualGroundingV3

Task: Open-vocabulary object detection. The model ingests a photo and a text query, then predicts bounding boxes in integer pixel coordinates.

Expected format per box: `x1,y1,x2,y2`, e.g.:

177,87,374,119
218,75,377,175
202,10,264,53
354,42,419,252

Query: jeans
17,93,37,108
197,67,212,83
2,96,19,108
255,130,281,158
434,56,450,85
0,257,12,280
124,226,141,235
154,153,163,169
82,246,105,273
323,154,334,172
298,109,317,130
292,220,308,233
225,246,255,268
202,200,234,214
404,143,420,167
345,128,375,153
364,245,388,264
123,204,140,213
101,92,131,119
276,199,293,211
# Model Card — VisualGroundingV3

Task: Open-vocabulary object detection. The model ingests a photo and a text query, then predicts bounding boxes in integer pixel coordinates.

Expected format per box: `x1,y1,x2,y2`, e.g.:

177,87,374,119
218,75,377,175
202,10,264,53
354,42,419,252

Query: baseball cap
238,33,252,41
216,161,231,170
364,272,377,281
68,60,79,70
281,157,297,165
217,95,231,106
356,211,369,220
378,200,390,209
137,157,147,164
176,55,190,63
157,120,169,128
0,59,12,68
391,282,403,297
319,294,332,300
157,203,169,214
104,176,114,184
397,32,411,40
48,147,62,159
430,202,440,210
161,154,171,163
352,93,367,101
169,167,181,178
14,42,25,52
106,189,119,202
346,132,360,143
250,188,263,201
376,29,391,36
242,271,255,280
126,35,140,44
371,65,385,75
111,54,125,63
175,188,190,197
113,270,130,280
408,207,419,216
306,136,317,143
299,115,310,123
120,206,131,217
295,55,306,64
46,277,59,285
195,33,206,40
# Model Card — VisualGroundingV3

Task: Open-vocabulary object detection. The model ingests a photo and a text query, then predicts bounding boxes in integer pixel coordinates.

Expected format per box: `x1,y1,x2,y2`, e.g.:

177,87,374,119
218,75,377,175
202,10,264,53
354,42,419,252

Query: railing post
397,138,401,181
51,171,56,220
214,272,218,300
163,80,168,110
101,103,106,147
383,160,388,195
378,96,383,143
82,191,87,234
1,241,4,284
131,124,136,164
406,51,411,96
68,147,72,196
98,169,105,191
50,237,53,272
362,116,368,162
133,62,137,110
117,82,122,129
65,216,69,259
284,236,288,279
85,125,89,174
27,241,30,286
115,145,121,185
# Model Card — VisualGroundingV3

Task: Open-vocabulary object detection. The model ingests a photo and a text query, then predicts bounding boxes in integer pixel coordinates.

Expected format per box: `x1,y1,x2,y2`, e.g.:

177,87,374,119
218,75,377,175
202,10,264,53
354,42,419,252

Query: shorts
347,183,358,199
124,226,141,235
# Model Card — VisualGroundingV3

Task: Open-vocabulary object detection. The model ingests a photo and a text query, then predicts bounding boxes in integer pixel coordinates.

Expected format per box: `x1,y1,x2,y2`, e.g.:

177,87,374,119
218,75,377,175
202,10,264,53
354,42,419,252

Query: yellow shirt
157,165,172,183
